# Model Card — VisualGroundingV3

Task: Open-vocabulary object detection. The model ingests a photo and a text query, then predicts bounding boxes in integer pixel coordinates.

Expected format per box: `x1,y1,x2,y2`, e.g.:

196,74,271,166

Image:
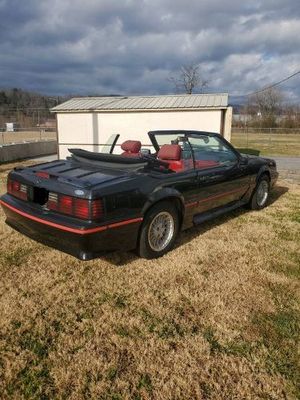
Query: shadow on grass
268,184,289,206
101,184,289,267
237,148,260,156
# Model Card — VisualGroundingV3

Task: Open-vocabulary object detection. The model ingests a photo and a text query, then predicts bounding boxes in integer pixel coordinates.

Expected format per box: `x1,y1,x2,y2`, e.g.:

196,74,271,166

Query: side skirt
193,200,246,225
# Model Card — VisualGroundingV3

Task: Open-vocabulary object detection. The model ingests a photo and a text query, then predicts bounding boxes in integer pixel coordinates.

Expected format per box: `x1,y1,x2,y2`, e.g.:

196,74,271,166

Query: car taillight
47,192,103,221
91,199,103,219
74,198,90,219
7,178,28,200
59,195,73,215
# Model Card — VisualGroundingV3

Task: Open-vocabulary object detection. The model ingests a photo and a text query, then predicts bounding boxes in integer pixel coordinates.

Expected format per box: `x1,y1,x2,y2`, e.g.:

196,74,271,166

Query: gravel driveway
273,156,300,184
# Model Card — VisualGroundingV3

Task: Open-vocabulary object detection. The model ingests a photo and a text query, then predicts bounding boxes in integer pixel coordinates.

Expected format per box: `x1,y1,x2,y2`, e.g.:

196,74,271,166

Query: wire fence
232,127,300,135
1,124,300,157
0,128,57,145
231,128,300,157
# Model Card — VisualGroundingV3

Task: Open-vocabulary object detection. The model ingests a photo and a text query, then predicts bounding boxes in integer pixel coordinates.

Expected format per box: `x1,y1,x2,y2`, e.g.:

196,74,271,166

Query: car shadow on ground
237,148,260,156
268,184,289,205
100,184,289,267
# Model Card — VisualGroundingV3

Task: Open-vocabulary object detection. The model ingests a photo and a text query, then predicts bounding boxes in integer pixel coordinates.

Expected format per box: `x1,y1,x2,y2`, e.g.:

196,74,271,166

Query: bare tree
250,87,283,127
281,104,300,128
169,63,208,94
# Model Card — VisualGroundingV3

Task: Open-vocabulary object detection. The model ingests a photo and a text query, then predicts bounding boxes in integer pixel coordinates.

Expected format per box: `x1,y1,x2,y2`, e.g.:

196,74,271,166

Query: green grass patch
115,325,131,338
7,363,55,400
140,308,188,339
19,333,51,359
1,247,33,267
113,294,128,309
137,373,152,393
96,292,129,309
203,327,224,354
277,227,300,242
270,257,300,279
107,366,118,381
223,340,254,358
202,328,254,358
252,280,300,398
253,310,300,395
6,329,56,399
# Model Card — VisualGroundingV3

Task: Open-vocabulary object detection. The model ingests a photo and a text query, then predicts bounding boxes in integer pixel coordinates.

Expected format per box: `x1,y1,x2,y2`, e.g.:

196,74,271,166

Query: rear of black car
0,160,143,260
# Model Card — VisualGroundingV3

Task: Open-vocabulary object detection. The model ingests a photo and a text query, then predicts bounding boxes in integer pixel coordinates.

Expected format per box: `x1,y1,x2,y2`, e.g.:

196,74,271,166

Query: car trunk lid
13,159,130,190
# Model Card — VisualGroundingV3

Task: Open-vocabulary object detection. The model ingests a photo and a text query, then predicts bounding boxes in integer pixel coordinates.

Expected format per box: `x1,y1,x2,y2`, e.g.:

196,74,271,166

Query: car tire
138,201,179,259
249,175,270,210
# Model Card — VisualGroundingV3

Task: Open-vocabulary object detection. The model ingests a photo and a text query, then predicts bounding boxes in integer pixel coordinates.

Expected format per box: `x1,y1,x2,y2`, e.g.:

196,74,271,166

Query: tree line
1,66,299,130
238,88,300,129
169,64,300,129
0,88,66,128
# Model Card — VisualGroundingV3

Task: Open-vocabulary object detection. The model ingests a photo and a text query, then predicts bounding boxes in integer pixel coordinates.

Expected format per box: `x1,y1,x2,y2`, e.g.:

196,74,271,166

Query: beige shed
52,93,232,159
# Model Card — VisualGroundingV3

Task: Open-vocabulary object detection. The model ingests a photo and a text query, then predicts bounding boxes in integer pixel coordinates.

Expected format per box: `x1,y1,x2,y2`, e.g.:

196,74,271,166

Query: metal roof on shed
52,93,228,112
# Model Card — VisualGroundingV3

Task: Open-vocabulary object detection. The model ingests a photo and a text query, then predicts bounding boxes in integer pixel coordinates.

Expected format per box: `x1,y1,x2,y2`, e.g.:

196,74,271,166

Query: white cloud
0,0,299,100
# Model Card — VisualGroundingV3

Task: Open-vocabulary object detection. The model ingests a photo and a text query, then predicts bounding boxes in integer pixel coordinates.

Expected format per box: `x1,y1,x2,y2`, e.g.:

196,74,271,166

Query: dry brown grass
0,162,299,399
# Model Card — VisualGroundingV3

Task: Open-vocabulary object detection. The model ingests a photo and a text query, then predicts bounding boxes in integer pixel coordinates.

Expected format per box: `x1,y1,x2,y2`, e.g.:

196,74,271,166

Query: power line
244,69,300,97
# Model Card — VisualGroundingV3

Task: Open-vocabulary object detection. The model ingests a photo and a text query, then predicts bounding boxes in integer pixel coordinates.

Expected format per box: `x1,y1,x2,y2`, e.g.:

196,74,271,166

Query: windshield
100,134,120,153
148,130,238,172
151,132,190,149
155,133,182,147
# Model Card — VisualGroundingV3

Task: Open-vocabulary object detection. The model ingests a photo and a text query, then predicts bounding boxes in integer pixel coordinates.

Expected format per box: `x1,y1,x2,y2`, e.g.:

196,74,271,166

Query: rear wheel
138,201,179,259
249,175,270,210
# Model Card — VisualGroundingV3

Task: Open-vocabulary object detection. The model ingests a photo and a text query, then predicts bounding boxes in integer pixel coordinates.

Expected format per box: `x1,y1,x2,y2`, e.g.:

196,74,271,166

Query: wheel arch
256,167,271,183
141,189,185,228
136,191,184,257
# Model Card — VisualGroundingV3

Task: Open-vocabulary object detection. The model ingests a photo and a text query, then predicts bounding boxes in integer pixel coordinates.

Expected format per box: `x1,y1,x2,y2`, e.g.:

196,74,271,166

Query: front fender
256,166,271,183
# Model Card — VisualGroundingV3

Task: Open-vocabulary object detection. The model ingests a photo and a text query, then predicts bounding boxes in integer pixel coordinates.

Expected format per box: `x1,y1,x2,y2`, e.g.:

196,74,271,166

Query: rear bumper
0,195,143,260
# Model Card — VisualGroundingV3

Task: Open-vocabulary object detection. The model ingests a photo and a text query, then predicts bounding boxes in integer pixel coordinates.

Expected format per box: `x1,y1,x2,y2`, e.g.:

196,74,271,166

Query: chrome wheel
256,180,269,206
148,211,175,252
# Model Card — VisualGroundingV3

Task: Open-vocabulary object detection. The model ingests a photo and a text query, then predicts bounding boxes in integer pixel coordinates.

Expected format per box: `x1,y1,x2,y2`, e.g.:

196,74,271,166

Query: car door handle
198,175,219,182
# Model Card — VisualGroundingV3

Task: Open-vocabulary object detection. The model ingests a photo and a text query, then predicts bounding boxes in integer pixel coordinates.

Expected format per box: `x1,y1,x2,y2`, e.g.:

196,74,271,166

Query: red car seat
157,144,185,172
121,140,142,157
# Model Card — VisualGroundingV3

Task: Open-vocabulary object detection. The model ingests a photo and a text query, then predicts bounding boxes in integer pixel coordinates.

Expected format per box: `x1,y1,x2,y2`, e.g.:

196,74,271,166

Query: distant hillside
0,89,67,128
0,89,123,128
0,88,68,112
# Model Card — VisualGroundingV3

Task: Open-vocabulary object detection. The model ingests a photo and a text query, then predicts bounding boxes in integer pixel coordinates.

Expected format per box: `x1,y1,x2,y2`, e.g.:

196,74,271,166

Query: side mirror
141,148,151,155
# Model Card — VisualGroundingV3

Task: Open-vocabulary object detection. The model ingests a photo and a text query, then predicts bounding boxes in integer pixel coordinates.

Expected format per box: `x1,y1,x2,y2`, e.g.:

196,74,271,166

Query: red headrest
121,140,141,153
158,144,181,161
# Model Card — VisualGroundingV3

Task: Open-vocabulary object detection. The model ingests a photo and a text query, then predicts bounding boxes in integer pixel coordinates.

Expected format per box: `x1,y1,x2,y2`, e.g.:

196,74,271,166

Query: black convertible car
0,130,278,260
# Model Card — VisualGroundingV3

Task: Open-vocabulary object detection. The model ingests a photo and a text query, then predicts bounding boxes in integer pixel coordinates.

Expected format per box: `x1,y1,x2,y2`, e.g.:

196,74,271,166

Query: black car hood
241,153,276,167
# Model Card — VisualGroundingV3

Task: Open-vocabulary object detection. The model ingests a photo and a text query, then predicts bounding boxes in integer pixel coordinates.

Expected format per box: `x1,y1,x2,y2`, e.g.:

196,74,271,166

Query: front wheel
249,176,270,210
138,201,179,259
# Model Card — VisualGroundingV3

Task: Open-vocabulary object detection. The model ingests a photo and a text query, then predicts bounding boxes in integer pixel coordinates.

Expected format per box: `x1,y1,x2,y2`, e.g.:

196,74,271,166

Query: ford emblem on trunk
74,189,85,196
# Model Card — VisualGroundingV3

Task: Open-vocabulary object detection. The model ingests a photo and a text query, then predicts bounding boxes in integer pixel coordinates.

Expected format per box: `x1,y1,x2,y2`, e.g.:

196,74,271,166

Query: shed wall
57,109,222,159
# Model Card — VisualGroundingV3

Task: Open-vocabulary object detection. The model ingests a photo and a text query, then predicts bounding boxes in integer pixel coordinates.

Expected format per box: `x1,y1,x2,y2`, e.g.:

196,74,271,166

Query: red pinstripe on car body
0,199,143,235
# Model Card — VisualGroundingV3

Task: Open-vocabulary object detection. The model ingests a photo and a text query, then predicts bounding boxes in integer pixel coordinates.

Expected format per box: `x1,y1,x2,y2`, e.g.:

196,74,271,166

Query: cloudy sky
0,0,299,101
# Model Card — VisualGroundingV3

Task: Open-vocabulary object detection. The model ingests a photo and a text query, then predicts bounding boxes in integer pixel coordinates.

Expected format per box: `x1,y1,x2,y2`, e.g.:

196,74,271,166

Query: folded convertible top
68,148,147,164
